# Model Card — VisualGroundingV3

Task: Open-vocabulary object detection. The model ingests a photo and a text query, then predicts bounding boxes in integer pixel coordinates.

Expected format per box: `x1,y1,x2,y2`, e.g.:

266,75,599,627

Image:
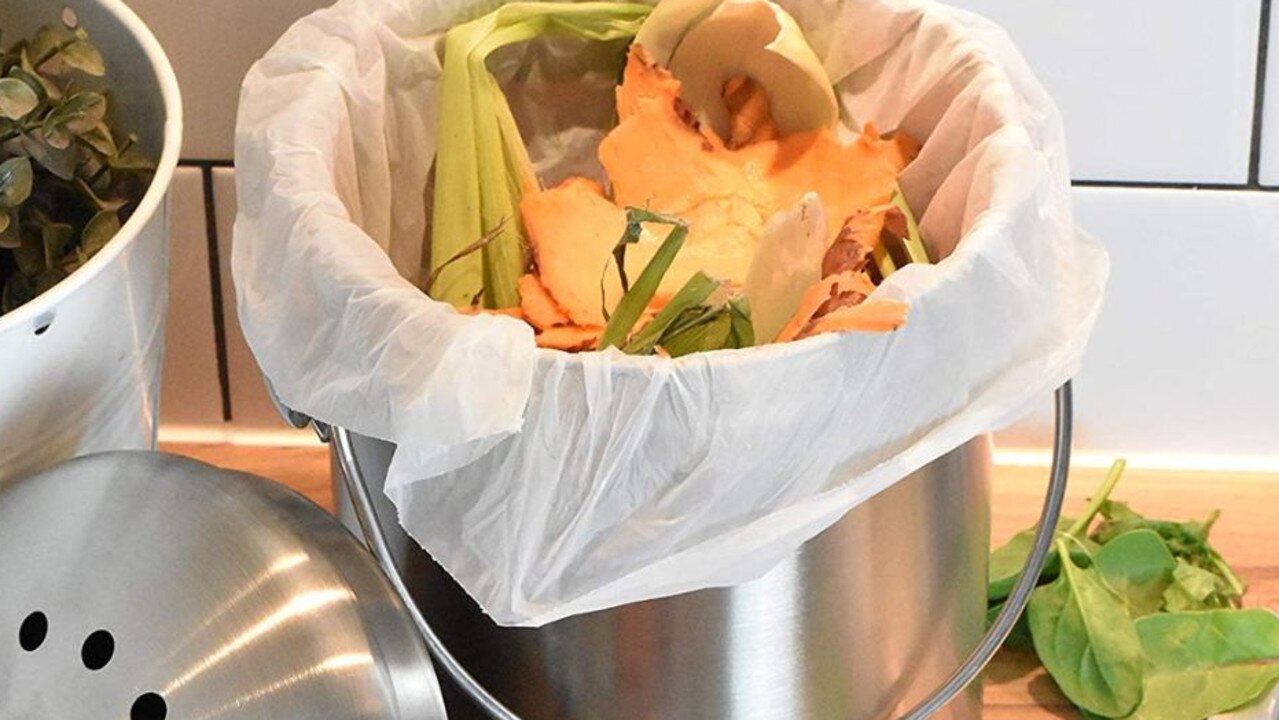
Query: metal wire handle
296,382,1073,720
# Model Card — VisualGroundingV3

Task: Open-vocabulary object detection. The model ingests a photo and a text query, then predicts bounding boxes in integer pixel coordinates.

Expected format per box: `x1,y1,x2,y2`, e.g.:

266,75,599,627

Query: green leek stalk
891,186,930,265
599,208,689,349
871,186,930,280
430,2,653,308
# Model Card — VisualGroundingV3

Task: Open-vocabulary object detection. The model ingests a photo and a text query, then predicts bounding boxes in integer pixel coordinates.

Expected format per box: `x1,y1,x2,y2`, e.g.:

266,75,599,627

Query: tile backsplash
947,0,1263,183
146,0,1279,462
127,0,332,159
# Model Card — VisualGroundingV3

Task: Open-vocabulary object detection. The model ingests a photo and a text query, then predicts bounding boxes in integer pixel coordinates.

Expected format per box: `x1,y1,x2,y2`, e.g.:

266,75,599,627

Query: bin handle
280,381,1073,720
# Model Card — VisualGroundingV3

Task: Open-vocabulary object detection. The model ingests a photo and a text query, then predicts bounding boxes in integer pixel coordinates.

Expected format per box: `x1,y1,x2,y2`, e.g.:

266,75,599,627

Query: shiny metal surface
0,451,446,719
334,434,993,720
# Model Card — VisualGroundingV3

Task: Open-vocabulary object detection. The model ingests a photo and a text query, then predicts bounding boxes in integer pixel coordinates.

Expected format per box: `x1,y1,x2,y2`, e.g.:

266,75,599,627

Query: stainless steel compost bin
0,452,446,720
299,386,1072,720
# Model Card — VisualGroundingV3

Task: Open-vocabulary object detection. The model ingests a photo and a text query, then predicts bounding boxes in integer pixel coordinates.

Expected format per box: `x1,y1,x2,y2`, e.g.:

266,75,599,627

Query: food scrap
428,0,931,355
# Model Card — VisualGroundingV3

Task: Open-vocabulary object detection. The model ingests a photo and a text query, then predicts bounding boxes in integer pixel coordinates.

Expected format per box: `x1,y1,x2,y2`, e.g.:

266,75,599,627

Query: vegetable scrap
428,0,931,356
989,460,1278,720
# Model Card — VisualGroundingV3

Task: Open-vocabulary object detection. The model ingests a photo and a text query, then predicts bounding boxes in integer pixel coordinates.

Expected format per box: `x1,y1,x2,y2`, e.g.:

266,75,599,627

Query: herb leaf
80,210,120,256
58,38,105,77
0,77,39,119
0,156,33,208
44,90,106,136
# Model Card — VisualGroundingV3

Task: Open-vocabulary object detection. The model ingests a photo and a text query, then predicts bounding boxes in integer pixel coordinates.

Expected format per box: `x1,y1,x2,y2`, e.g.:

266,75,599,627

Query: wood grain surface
162,443,1279,718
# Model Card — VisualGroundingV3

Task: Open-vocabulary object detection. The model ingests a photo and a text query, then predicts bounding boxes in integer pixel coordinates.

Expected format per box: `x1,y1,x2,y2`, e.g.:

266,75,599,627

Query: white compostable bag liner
235,0,1108,626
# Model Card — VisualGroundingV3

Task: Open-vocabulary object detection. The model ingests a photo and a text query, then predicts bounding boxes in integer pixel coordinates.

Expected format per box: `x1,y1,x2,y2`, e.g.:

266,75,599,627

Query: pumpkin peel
518,273,571,330
536,324,604,351
800,300,908,337
492,21,927,353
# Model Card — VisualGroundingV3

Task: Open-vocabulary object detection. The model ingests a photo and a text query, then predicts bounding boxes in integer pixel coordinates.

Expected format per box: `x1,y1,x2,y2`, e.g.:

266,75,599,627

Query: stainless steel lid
0,451,445,719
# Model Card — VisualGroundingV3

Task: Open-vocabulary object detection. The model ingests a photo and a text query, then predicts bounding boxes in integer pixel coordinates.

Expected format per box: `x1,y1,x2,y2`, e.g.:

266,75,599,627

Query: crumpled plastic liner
235,0,1109,626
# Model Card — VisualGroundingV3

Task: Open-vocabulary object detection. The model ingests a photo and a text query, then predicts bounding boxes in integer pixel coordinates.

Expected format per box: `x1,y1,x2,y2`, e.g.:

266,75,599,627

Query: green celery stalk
430,2,652,308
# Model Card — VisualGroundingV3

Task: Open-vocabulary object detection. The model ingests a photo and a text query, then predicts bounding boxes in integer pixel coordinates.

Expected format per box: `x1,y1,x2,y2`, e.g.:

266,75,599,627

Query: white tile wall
998,188,1279,458
126,0,333,159
159,169,223,425
946,0,1263,183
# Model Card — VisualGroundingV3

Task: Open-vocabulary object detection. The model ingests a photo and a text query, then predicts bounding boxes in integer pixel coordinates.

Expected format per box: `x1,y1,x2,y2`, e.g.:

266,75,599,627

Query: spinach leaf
986,599,1033,650
988,519,1101,603
1162,558,1230,612
1027,538,1144,717
1125,610,1279,720
989,459,1128,604
988,521,1062,603
1091,501,1244,608
1095,529,1176,617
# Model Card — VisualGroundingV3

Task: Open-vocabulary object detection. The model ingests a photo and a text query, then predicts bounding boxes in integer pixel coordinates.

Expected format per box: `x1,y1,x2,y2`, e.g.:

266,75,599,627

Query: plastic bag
235,0,1108,626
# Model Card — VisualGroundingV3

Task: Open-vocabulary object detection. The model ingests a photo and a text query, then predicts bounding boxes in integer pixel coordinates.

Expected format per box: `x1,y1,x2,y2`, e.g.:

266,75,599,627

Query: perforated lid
0,451,445,719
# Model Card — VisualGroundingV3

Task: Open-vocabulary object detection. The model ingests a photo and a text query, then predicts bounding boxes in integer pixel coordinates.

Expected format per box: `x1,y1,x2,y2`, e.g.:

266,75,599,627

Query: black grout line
179,158,235,169
201,166,234,422
178,164,1279,193
1071,179,1266,191
1249,0,1273,185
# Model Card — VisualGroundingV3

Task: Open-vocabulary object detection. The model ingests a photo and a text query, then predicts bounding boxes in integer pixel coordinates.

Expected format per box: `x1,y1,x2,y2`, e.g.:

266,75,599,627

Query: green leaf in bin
727,296,754,348
659,310,733,358
623,271,719,354
599,208,689,350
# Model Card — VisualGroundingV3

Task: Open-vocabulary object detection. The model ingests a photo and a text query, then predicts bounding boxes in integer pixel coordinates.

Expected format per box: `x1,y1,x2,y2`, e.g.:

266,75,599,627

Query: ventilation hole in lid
130,693,167,720
81,629,114,670
33,311,54,336
18,611,47,652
